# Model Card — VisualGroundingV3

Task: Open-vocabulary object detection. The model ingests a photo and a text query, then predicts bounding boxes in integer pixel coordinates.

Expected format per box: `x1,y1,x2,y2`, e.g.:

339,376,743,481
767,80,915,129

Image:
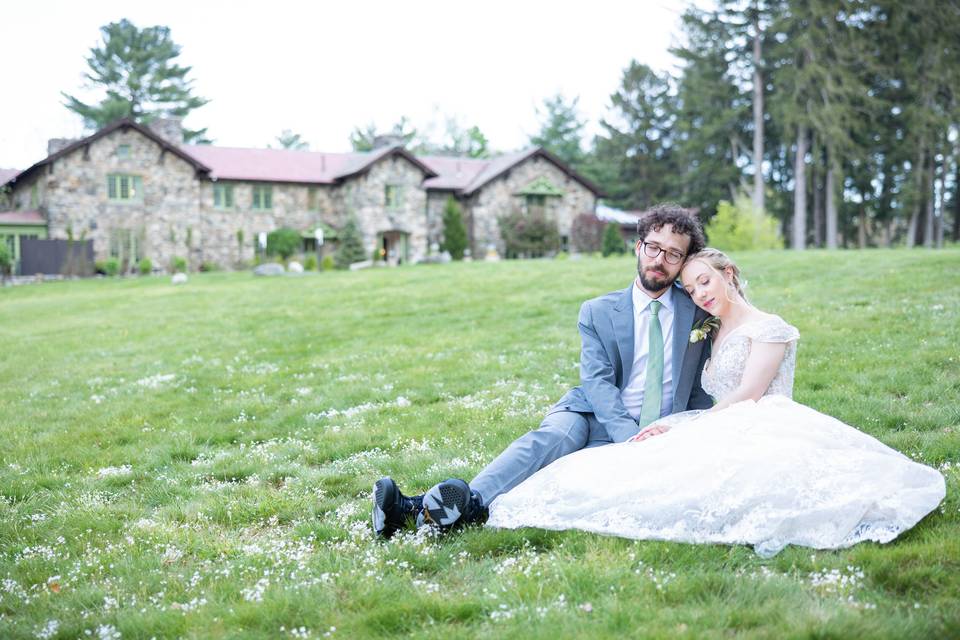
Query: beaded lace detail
701,315,800,402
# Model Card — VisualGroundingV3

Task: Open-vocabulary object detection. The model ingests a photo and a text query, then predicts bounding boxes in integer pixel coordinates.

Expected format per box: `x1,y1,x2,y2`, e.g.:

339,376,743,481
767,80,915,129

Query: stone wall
11,126,203,271
466,155,597,255
197,181,339,267
333,155,429,262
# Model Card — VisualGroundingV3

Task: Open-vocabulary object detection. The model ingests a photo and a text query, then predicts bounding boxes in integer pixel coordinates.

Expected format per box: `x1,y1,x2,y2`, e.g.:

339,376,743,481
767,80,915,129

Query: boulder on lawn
253,263,285,276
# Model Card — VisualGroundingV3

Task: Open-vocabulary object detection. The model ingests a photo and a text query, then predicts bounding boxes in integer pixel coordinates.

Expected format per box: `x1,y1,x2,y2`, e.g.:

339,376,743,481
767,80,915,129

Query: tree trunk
906,144,925,248
923,149,935,248
858,210,868,248
954,155,960,242
812,135,823,248
935,147,945,248
752,19,765,214
792,125,808,250
825,150,839,249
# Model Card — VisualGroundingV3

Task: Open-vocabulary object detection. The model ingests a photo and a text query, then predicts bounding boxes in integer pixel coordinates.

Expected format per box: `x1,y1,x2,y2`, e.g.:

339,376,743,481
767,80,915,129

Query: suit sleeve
578,301,640,443
686,338,714,410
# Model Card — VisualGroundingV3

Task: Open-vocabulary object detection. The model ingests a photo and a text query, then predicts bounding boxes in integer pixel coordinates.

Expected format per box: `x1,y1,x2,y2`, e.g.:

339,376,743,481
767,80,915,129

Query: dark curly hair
635,203,705,257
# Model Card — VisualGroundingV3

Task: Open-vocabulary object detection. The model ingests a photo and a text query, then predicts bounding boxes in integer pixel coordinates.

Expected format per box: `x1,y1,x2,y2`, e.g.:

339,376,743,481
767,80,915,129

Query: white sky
0,0,698,170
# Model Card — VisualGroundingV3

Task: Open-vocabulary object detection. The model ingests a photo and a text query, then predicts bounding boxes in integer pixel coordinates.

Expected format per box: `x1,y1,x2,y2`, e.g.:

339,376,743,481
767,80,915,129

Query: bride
487,248,946,557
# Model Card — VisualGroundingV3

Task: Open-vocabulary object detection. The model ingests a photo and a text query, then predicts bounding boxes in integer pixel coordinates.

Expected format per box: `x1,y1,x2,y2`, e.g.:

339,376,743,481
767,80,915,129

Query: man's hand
628,423,671,442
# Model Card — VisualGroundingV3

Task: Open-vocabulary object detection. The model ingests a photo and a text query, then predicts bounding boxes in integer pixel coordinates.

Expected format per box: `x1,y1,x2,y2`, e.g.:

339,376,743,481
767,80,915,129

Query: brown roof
2,119,604,197
183,144,437,184
0,210,45,225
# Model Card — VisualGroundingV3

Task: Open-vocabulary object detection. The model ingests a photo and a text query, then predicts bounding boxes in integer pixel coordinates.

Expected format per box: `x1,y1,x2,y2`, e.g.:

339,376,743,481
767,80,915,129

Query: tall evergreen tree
591,62,678,210
440,197,468,260
273,129,309,150
334,217,367,269
530,93,587,167
62,19,209,142
671,7,751,219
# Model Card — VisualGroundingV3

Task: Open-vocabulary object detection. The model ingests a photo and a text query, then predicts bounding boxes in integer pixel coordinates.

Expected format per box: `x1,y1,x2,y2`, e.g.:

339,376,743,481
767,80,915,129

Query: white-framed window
107,174,143,202
252,185,273,210
214,183,234,209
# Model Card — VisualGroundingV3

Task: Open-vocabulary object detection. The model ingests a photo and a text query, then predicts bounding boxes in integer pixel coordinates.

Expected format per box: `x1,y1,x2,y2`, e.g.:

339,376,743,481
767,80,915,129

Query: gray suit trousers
470,410,615,506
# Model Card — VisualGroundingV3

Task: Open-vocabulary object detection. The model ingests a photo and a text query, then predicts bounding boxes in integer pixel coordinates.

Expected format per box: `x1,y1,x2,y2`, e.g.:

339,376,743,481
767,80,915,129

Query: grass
1,249,958,639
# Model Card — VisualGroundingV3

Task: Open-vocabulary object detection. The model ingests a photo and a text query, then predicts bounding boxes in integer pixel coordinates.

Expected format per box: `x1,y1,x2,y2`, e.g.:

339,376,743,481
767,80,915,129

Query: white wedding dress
487,316,945,557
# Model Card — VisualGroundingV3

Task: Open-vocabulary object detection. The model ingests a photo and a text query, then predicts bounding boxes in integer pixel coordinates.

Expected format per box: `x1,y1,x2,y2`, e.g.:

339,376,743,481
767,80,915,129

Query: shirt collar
632,279,674,315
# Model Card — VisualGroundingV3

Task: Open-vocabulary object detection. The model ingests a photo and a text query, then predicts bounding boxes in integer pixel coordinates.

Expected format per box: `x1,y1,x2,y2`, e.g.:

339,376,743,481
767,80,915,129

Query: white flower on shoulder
689,316,721,343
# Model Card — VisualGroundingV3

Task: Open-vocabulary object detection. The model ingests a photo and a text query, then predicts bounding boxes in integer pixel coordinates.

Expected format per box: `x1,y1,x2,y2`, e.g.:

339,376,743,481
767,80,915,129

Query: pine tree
671,7,750,220
334,217,367,269
274,130,309,150
62,19,209,142
591,62,678,210
440,197,468,260
530,93,587,167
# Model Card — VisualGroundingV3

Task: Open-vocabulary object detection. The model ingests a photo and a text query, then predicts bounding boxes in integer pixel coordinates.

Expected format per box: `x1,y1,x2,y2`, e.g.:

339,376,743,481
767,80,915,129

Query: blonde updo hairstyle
684,248,748,303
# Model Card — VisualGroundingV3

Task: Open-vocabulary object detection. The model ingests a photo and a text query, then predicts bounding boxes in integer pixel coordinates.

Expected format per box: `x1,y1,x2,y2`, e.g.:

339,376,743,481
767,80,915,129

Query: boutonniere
689,316,721,343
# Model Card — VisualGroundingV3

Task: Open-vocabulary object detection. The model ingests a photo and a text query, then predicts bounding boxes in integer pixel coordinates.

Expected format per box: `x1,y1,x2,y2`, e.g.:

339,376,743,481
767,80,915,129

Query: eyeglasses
641,241,686,265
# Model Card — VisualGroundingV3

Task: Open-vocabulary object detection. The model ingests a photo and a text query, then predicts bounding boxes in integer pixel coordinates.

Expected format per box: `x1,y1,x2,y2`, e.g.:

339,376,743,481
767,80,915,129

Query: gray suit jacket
550,282,714,442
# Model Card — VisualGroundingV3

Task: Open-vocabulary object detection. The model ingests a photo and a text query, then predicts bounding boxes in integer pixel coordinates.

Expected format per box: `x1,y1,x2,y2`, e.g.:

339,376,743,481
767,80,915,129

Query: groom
372,203,713,537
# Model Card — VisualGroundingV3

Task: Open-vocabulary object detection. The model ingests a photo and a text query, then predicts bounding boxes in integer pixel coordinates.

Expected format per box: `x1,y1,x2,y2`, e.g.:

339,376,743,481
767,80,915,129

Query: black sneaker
372,477,422,539
416,478,488,532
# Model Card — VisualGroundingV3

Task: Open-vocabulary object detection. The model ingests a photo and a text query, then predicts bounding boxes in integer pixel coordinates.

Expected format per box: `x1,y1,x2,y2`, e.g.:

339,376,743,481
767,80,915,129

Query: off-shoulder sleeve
744,316,800,344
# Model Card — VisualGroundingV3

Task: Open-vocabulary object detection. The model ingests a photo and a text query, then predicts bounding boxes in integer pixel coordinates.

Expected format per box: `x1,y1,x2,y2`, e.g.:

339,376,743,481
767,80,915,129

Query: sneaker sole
419,479,470,531
372,478,396,537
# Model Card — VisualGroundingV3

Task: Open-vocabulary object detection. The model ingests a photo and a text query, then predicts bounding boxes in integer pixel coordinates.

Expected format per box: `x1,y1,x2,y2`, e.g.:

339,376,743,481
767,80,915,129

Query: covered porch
0,210,48,275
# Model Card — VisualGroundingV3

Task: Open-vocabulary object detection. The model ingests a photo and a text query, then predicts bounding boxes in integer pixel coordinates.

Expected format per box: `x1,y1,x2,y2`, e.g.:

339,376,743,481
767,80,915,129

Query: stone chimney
148,118,184,145
48,138,79,156
372,134,405,149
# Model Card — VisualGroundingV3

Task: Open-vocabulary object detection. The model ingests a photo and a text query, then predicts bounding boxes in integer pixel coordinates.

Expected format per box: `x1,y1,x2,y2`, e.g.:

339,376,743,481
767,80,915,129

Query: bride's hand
628,423,671,442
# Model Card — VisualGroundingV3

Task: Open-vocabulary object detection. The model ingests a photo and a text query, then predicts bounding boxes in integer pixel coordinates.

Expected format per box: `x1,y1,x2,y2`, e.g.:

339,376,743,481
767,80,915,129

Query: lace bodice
701,315,800,402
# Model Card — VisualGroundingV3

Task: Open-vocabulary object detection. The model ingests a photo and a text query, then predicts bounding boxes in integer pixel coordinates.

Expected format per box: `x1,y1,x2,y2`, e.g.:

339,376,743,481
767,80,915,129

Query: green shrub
571,212,605,253
171,256,188,273
498,209,560,259
321,255,335,271
705,195,782,251
138,258,152,275
303,254,318,271
104,257,120,276
199,261,220,272
441,196,468,260
601,223,626,257
0,243,11,276
266,228,301,260
335,217,366,269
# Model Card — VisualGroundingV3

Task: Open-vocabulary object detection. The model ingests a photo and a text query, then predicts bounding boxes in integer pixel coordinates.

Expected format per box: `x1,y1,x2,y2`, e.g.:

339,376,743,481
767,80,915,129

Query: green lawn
1,249,958,639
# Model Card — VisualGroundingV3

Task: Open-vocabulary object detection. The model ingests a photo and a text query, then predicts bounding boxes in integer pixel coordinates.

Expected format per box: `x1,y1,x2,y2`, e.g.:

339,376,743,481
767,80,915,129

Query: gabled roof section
332,145,438,182
420,148,605,197
2,118,211,189
0,168,20,186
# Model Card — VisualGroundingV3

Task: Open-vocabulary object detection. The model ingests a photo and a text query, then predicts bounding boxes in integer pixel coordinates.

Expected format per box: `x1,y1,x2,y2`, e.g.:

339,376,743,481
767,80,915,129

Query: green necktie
638,300,664,428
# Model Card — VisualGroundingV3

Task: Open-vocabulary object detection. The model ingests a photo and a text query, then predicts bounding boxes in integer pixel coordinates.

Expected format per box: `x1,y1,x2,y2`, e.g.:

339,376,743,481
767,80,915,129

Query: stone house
0,118,603,273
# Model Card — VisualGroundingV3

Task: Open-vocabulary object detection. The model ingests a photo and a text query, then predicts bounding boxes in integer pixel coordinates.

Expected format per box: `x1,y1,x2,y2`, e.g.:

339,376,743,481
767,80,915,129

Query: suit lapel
612,285,635,386
672,289,695,403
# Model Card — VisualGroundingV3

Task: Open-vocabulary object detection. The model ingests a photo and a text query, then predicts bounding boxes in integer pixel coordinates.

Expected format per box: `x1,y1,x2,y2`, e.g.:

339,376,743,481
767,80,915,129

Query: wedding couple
371,204,945,557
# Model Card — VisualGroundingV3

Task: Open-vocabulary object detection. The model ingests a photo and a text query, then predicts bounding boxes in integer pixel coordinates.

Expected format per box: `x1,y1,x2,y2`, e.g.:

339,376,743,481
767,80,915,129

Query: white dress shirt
620,282,675,420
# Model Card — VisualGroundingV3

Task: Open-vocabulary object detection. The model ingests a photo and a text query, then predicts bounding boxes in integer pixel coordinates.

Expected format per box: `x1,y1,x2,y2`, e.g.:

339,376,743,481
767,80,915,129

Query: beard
637,256,673,292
